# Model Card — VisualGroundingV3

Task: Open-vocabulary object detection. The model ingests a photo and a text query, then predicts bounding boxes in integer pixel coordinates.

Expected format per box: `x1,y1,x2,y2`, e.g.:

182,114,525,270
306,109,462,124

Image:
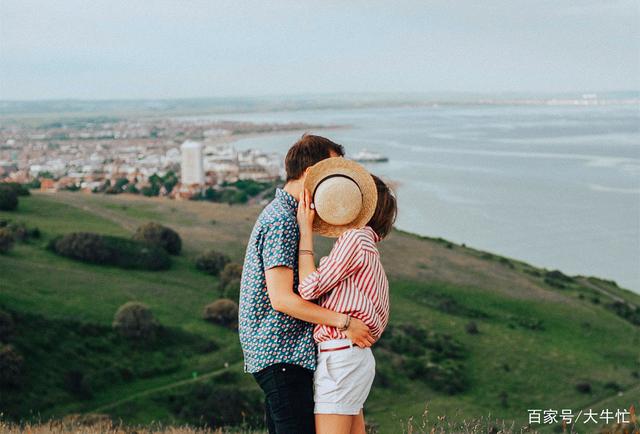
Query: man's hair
367,175,398,240
285,134,345,181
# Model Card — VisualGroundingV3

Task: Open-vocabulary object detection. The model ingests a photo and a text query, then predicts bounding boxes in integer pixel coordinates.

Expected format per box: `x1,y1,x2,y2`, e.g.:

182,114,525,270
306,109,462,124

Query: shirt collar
364,225,382,243
275,187,298,214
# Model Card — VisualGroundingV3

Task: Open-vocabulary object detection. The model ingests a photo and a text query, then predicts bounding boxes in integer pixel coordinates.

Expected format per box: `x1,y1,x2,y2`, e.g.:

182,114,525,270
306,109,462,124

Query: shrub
220,188,248,205
133,222,182,255
0,344,24,388
0,309,15,342
48,232,170,270
465,321,479,334
375,323,469,394
0,228,15,254
0,220,41,243
219,263,243,299
164,381,263,429
0,182,30,196
607,300,640,326
48,232,110,262
203,299,238,328
64,369,93,398
0,187,18,211
6,221,28,241
112,301,160,340
575,382,592,394
195,250,230,276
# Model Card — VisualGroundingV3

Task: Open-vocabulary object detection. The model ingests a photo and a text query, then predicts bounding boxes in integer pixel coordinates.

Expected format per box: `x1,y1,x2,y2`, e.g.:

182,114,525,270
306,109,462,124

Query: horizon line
1,89,639,104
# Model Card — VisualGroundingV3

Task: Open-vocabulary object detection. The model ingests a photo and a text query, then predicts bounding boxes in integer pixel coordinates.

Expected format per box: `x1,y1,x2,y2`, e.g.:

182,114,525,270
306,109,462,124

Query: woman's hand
297,188,315,237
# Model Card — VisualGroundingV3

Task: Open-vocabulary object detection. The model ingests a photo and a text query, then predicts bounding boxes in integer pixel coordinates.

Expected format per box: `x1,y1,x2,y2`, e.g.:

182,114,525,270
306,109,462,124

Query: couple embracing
238,134,397,434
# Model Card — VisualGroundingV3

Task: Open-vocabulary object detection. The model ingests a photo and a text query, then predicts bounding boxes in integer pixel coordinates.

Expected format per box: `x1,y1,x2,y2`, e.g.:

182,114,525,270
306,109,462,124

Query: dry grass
2,410,638,434
396,404,639,434
0,413,262,434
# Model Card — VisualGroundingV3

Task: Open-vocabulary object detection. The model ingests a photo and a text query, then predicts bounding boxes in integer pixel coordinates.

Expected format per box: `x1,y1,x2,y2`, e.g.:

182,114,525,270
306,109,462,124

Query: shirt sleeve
261,218,298,270
298,229,366,300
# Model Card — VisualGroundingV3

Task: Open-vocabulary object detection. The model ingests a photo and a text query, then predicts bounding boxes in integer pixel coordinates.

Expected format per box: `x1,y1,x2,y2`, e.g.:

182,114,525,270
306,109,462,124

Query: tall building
180,140,204,185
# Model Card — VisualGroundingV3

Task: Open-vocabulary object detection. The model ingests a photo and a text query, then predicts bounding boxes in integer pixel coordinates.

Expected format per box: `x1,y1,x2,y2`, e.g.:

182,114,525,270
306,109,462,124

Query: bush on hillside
375,323,468,394
163,381,263,429
0,182,30,196
5,221,27,241
0,309,15,342
575,382,592,394
219,263,242,300
0,187,18,211
0,344,24,388
607,300,640,326
195,250,230,276
0,229,15,254
203,299,238,328
112,301,160,340
132,222,182,255
0,220,41,242
220,188,248,205
48,232,170,270
64,369,93,399
465,321,479,334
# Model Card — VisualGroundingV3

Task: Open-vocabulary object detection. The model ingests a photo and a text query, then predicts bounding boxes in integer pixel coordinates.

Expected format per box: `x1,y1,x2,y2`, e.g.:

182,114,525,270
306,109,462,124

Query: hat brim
304,157,377,238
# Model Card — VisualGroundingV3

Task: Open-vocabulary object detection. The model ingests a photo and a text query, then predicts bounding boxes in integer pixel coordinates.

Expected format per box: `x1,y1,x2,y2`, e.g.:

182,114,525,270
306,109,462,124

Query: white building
180,140,204,185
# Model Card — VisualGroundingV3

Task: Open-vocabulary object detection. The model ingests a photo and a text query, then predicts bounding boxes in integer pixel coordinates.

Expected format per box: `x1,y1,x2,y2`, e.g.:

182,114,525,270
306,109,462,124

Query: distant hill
1,191,638,433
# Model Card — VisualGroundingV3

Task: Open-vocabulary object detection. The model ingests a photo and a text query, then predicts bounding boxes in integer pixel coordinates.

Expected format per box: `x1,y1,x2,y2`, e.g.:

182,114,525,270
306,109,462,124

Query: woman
296,174,398,434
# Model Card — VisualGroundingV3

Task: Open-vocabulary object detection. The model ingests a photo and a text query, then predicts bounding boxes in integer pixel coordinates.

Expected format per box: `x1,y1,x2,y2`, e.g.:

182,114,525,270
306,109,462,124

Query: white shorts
313,339,376,415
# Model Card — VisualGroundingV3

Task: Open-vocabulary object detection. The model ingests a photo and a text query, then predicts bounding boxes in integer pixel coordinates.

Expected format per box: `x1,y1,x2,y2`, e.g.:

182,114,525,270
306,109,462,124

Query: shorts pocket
325,348,362,385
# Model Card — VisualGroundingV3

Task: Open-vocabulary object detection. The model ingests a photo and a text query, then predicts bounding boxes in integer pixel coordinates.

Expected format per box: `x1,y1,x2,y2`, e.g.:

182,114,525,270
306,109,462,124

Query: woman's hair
367,175,397,240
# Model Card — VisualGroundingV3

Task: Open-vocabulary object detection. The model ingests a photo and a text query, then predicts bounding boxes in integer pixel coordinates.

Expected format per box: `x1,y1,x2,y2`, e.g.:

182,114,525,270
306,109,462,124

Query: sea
181,103,640,293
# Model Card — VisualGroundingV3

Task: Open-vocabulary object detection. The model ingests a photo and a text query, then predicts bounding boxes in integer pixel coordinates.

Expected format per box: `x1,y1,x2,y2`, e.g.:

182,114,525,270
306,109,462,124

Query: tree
203,299,238,328
195,250,230,276
132,222,182,255
0,187,18,211
112,301,160,340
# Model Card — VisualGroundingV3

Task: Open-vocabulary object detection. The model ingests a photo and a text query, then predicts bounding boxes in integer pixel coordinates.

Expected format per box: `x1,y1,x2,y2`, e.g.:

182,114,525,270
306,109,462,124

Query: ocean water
184,104,640,293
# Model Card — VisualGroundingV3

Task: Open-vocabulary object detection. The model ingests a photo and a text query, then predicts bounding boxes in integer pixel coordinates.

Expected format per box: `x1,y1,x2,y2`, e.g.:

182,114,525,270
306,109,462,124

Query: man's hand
344,316,376,348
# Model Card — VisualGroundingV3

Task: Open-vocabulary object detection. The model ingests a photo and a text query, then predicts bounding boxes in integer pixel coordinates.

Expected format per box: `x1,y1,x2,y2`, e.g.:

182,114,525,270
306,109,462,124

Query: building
180,140,204,185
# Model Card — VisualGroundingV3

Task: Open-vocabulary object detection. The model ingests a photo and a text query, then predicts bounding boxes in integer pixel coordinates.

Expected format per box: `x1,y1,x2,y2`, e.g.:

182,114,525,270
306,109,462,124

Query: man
238,134,375,434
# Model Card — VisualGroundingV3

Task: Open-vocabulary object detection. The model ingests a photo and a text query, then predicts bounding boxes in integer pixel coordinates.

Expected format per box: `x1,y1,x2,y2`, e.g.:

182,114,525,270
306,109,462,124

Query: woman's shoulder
338,226,378,248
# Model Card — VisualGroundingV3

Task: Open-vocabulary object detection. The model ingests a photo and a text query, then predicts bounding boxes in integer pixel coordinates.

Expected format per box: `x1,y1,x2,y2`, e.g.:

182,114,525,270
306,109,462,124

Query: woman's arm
265,265,375,348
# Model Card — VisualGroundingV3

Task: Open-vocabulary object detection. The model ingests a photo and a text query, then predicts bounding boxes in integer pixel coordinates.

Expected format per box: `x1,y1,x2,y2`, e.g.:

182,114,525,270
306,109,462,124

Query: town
0,116,324,203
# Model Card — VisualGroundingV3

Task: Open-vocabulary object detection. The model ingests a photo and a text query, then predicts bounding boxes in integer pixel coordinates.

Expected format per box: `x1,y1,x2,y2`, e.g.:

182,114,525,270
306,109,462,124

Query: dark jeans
252,363,316,434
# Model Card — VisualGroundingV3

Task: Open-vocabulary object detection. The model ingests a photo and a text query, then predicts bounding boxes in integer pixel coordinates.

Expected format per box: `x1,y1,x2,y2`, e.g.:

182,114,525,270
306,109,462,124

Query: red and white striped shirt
298,226,390,343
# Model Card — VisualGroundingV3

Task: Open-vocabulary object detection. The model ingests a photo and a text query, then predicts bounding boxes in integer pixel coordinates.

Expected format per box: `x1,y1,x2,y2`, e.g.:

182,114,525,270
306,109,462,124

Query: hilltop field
0,191,638,433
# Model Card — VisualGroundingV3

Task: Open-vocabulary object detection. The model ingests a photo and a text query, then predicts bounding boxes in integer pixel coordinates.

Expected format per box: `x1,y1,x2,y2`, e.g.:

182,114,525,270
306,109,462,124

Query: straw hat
304,157,377,237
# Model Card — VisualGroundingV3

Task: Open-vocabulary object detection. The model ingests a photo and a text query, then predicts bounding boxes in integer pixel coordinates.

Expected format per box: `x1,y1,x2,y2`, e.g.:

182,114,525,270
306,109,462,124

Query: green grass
1,193,639,434
370,280,639,432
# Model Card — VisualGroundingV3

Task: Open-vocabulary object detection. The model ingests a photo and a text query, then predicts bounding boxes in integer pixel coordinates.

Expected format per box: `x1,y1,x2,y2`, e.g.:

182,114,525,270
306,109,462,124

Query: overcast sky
0,0,638,100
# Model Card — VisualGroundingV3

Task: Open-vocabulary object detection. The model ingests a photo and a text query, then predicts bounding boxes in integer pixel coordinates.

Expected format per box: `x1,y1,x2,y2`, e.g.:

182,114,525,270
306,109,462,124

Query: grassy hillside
1,191,638,433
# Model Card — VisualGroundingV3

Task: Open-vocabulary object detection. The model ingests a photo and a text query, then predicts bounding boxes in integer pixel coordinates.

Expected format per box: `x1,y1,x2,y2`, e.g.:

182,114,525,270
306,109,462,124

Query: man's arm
265,266,375,348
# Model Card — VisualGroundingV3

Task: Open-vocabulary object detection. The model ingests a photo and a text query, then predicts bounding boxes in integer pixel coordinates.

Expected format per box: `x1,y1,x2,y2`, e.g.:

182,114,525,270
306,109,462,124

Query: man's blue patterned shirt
238,188,316,373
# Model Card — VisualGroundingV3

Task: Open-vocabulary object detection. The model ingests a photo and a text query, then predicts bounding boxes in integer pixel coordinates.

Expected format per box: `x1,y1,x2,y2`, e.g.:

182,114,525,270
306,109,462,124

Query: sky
0,0,639,100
